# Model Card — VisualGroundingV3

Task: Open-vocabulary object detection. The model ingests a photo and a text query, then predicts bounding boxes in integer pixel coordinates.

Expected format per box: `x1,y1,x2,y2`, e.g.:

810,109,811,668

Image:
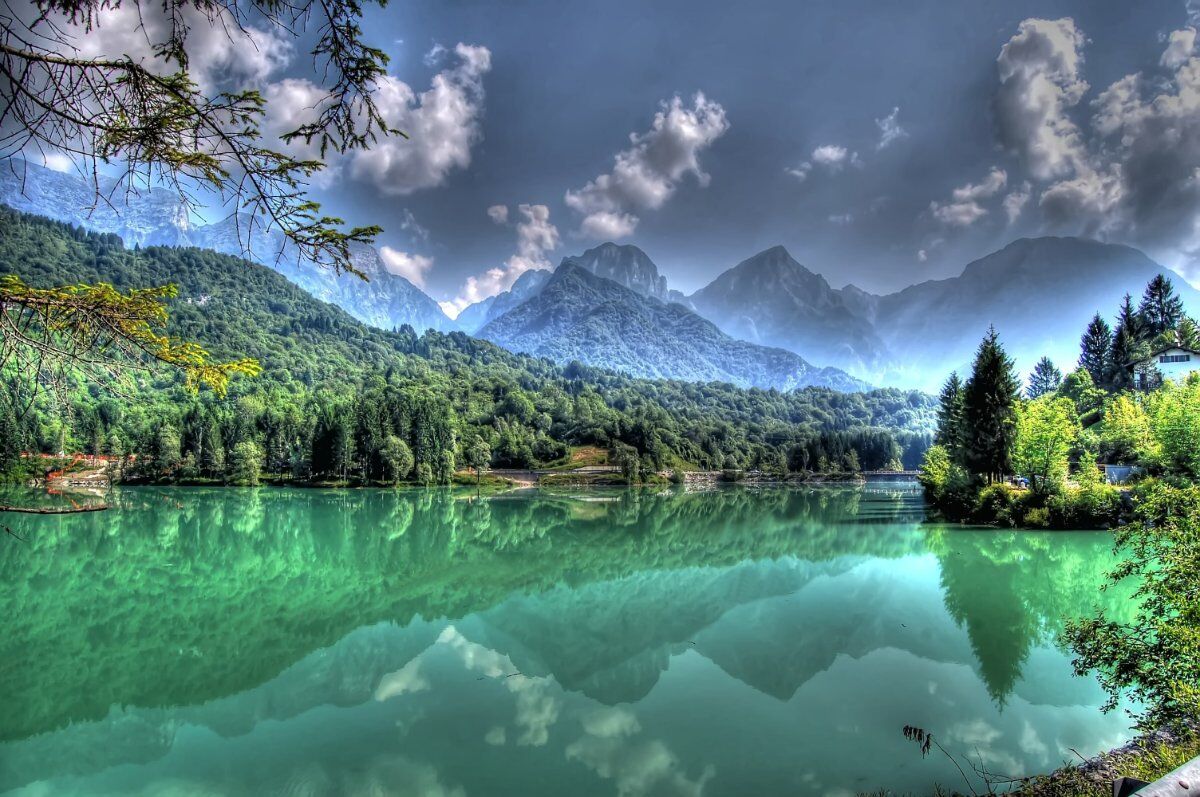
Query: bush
976,483,1019,527
1063,482,1200,731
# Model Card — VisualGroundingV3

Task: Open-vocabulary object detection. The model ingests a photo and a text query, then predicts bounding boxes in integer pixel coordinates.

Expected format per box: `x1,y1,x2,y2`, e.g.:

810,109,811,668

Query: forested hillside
0,208,935,483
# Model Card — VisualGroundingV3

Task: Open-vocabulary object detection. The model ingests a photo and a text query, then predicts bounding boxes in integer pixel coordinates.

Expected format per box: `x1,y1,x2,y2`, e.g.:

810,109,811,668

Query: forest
0,208,936,485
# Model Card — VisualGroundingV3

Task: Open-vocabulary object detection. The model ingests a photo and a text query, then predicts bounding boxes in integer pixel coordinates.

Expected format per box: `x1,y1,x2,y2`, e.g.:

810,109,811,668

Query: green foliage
228,440,263,486
0,208,937,485
1012,396,1080,494
1098,393,1155,465
1145,378,1200,479
1063,482,1200,730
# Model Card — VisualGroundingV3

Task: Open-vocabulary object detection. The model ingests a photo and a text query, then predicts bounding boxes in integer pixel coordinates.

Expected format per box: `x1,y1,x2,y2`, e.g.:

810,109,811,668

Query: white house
1133,346,1200,389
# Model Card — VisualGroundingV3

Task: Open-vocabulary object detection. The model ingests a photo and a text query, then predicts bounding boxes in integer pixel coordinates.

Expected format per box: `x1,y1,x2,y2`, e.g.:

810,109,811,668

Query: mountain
477,262,867,391
688,236,1200,390
558,242,687,303
454,268,551,334
0,159,455,333
870,237,1200,387
190,216,455,333
0,159,193,247
688,245,889,373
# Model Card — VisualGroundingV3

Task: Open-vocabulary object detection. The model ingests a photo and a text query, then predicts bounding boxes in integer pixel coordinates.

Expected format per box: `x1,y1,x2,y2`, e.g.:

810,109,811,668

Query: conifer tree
1138,275,1185,339
1111,294,1148,390
961,327,1020,482
935,372,965,455
1080,314,1112,387
1026,357,1063,399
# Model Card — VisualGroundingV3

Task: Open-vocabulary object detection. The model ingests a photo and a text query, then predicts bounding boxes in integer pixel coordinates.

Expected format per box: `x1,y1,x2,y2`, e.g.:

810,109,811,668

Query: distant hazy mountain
870,237,1200,387
559,242,688,303
190,216,455,333
689,236,1200,390
477,262,867,391
0,160,455,334
688,245,889,373
454,268,551,334
0,160,193,247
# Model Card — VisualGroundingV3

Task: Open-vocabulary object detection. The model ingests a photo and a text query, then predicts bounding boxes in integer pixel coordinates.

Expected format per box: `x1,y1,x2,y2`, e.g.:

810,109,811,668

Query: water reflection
0,485,1132,796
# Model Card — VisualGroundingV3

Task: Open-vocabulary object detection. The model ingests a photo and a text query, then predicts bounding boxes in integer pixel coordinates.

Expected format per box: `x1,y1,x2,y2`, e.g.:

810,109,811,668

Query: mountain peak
559,242,671,300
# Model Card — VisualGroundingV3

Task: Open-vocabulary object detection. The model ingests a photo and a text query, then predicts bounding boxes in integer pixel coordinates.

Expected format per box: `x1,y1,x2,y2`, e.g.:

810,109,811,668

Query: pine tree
961,327,1021,482
1111,294,1148,390
1080,314,1112,387
1138,274,1185,339
935,372,965,455
1026,356,1063,399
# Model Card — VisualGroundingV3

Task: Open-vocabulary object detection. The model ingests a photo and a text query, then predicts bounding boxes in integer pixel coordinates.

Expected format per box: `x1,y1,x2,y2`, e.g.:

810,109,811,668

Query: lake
0,484,1135,796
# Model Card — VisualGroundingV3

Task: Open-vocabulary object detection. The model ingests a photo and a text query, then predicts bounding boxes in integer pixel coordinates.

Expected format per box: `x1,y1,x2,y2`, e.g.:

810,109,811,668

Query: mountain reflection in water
0,485,1135,796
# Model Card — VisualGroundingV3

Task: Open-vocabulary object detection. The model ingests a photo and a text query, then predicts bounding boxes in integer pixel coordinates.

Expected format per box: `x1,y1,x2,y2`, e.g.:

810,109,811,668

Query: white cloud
487,204,509,224
811,144,849,168
49,2,292,93
267,44,492,196
995,18,1089,180
424,43,449,67
566,707,715,797
930,167,1007,226
373,659,430,701
917,249,928,262
1030,22,1200,266
785,161,813,182
437,626,561,747
566,93,729,238
875,107,908,150
1003,182,1032,223
399,209,430,242
348,44,491,195
441,203,559,316
828,213,854,224
379,247,435,287
579,210,638,239
1161,27,1197,70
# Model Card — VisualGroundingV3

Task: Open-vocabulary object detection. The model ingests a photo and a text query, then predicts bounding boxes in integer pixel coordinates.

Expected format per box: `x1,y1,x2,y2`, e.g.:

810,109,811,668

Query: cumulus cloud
995,18,1089,180
47,2,291,93
437,626,562,747
875,107,908,150
1161,27,1197,69
379,247,435,287
266,44,491,196
487,204,510,224
565,93,729,238
930,167,1007,226
566,707,715,797
441,203,559,317
1005,21,1200,272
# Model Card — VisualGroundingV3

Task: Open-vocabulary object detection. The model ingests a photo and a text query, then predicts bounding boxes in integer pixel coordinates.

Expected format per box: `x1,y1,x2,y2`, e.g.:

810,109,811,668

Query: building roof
1149,345,1200,357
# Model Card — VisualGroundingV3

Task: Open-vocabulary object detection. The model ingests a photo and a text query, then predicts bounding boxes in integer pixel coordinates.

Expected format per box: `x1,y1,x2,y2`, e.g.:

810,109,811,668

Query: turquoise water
0,484,1134,795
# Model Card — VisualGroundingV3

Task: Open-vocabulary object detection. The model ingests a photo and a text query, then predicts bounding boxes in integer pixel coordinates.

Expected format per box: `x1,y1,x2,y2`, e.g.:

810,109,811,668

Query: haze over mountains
0,161,455,335
4,159,1197,392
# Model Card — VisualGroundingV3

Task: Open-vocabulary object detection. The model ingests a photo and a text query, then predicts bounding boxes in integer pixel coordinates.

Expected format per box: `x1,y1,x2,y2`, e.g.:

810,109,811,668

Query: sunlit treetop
0,273,261,417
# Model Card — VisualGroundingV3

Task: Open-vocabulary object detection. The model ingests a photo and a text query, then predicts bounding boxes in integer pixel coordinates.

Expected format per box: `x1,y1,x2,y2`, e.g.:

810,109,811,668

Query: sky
26,0,1200,314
